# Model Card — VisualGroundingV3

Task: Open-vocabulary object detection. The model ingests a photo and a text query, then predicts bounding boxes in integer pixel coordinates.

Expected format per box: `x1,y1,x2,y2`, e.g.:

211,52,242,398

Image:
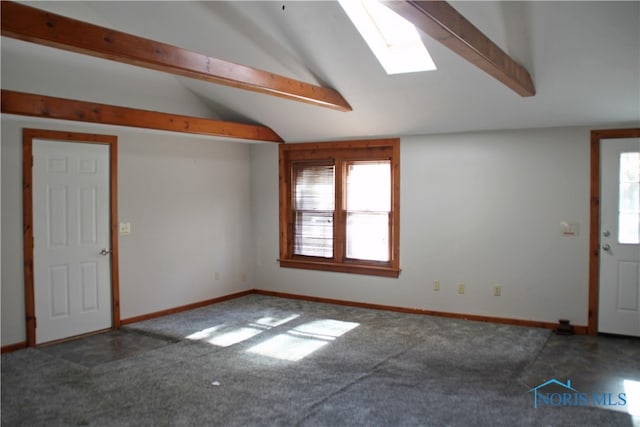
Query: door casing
23,129,120,346
589,128,640,335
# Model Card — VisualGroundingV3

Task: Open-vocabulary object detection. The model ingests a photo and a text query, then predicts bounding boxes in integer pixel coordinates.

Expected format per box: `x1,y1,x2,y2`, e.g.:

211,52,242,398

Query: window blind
293,164,335,257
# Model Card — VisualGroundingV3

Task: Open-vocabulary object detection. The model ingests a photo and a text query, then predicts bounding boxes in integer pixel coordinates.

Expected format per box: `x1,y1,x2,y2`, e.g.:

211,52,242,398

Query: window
338,0,436,75
279,139,400,277
619,152,640,244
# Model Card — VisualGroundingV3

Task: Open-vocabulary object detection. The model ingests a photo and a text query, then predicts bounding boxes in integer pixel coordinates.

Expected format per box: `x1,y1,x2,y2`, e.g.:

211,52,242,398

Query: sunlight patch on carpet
185,313,301,347
202,327,264,347
252,314,300,328
247,319,359,361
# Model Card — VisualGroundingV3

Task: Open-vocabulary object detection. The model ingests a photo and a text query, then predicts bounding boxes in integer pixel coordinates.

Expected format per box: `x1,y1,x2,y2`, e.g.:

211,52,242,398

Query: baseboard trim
121,290,254,325
1,341,28,354
253,289,588,335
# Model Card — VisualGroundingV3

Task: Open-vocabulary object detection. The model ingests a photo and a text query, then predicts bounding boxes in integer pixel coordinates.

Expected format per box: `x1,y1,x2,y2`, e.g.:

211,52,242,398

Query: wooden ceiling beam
1,90,284,143
383,1,535,97
0,1,351,112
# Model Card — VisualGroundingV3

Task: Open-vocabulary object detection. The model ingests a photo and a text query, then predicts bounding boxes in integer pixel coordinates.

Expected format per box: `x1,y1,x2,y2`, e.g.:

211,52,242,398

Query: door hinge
32,155,34,167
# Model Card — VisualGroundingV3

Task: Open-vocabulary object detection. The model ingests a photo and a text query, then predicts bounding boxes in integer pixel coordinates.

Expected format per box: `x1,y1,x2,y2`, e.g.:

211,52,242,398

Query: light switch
119,222,131,235
560,221,579,237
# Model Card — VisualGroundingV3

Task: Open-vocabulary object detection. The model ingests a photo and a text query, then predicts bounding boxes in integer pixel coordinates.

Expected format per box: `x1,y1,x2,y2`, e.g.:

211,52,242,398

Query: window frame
279,138,400,278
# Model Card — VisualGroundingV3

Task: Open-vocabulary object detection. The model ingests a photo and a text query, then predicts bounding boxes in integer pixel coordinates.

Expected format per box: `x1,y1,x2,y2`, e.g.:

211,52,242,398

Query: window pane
621,152,640,182
346,161,391,262
346,161,390,211
346,212,389,261
619,152,640,244
294,211,333,257
620,182,639,213
619,213,640,245
293,164,335,257
294,165,334,211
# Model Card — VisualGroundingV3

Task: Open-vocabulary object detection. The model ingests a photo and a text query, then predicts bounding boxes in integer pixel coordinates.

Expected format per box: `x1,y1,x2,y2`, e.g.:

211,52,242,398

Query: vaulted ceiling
2,1,639,142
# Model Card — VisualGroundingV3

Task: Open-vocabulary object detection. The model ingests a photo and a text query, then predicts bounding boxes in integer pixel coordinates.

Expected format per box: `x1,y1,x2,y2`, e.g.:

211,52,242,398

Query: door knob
99,248,112,256
603,230,611,237
602,244,611,251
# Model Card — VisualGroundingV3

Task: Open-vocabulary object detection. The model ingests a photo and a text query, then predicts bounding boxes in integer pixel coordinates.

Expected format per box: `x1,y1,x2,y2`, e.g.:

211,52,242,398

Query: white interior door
33,139,112,344
598,137,640,336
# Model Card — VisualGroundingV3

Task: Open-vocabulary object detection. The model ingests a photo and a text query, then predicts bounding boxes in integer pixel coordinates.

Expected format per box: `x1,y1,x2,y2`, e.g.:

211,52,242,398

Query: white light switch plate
560,221,579,236
119,222,131,235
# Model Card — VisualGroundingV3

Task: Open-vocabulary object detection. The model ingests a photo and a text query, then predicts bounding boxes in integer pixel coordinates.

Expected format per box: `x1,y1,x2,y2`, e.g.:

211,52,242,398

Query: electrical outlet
457,283,465,294
433,280,440,291
215,272,220,280
241,273,247,282
494,284,502,296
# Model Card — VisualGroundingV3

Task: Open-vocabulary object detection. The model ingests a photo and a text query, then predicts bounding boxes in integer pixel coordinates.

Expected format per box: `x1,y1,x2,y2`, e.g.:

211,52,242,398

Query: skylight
338,0,436,75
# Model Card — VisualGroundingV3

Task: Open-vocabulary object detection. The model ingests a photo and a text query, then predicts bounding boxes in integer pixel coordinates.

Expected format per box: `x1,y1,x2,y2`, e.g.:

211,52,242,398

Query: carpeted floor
2,294,639,426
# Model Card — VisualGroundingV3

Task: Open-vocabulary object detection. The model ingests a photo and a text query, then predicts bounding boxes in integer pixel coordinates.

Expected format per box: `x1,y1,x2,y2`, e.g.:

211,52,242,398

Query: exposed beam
1,90,284,143
383,1,535,97
0,1,352,112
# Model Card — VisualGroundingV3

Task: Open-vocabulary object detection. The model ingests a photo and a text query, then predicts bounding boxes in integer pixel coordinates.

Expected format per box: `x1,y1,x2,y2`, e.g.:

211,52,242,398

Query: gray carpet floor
2,294,639,426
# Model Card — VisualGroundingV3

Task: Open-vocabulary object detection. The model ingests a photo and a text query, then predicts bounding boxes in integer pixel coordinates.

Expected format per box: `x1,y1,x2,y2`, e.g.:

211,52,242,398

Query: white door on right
599,137,640,336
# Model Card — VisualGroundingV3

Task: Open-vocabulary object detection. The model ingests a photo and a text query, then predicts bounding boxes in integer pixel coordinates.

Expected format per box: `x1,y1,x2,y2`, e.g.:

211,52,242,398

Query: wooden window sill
279,259,400,278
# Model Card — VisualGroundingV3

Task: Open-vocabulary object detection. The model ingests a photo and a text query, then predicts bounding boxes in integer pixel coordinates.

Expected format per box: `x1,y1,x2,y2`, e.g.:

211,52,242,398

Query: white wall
251,127,593,326
1,117,254,346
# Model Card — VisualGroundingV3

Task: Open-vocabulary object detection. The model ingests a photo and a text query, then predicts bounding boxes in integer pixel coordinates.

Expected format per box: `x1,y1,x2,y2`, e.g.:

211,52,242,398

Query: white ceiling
4,1,640,142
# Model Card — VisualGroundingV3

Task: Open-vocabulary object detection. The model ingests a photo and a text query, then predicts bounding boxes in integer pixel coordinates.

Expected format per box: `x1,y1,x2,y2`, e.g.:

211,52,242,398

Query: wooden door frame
588,127,640,336
23,128,120,346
